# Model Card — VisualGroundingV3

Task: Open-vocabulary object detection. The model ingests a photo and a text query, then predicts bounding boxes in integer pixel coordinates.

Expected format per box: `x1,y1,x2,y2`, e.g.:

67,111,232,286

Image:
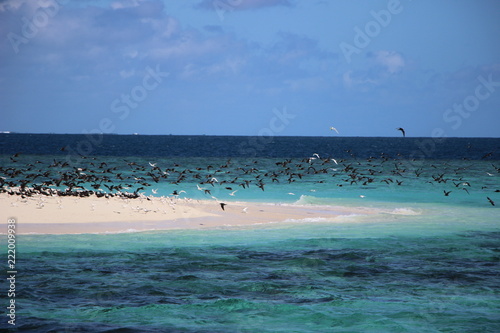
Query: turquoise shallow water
1,135,499,332
5,224,500,332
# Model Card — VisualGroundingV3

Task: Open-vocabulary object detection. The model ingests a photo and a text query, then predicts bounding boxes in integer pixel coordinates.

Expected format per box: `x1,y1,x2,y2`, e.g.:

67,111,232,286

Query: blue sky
1,0,499,137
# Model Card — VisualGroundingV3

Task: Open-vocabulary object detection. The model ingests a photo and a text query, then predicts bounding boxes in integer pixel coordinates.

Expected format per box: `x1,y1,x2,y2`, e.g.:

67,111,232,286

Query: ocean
1,134,499,332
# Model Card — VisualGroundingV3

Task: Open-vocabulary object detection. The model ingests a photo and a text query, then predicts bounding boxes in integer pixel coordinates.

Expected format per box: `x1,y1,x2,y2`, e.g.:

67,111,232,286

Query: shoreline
0,193,355,235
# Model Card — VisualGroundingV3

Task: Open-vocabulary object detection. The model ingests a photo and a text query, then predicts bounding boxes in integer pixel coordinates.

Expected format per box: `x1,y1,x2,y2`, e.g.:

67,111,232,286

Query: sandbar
0,194,356,234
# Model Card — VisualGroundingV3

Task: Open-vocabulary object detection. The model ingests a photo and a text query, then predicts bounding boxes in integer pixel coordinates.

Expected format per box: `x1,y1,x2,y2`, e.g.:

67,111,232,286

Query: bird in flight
220,202,227,211
172,190,186,196
487,197,495,206
396,127,406,137
330,127,339,134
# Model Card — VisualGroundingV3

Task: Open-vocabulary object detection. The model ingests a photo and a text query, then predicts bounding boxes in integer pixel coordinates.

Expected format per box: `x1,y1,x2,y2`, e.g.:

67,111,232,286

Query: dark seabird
220,202,227,211
487,197,495,206
396,127,406,137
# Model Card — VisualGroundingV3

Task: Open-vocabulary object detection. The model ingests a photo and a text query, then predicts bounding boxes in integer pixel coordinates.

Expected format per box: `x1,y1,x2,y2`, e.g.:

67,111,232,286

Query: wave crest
386,208,422,216
293,195,329,206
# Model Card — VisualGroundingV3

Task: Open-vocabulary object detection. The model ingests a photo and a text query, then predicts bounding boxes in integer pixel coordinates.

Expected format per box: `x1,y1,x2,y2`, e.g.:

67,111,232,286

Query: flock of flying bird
0,143,498,209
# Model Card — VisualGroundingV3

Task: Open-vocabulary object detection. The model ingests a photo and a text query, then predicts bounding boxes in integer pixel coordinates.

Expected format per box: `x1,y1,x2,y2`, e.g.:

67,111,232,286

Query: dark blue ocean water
1,134,499,332
1,133,499,159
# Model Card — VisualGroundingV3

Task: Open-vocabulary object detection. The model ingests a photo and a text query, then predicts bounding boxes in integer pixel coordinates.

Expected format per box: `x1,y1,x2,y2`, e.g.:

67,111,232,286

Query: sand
0,194,355,234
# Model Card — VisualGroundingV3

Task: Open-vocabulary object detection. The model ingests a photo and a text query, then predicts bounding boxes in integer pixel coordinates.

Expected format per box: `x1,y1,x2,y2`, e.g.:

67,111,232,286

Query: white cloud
179,63,198,80
0,0,28,12
342,70,378,88
141,16,180,39
374,51,405,74
111,0,145,10
342,51,406,89
180,57,247,80
196,0,293,11
206,57,244,75
119,69,136,78
124,49,139,59
284,76,327,92
149,37,224,60
0,0,65,15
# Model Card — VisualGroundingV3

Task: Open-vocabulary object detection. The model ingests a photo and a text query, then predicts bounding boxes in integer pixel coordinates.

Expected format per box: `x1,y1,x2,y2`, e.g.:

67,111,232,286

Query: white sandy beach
0,194,358,234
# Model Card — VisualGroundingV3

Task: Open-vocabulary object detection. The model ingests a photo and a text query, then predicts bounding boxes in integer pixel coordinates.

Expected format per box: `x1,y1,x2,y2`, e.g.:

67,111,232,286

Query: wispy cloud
373,50,405,74
110,0,145,10
196,0,293,11
342,70,378,89
343,51,406,89
0,0,36,13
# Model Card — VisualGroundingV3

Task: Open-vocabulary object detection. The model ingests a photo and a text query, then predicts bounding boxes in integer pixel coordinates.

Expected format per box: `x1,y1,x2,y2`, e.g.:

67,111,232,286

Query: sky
0,0,499,137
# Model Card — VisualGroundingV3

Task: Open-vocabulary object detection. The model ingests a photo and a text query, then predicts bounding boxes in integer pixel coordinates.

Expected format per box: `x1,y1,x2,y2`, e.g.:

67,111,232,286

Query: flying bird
396,127,406,137
220,202,227,211
312,153,320,159
487,197,495,206
330,127,339,134
172,190,186,196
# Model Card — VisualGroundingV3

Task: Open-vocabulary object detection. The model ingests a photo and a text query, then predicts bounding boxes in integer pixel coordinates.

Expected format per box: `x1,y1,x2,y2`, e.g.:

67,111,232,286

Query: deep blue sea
1,134,499,332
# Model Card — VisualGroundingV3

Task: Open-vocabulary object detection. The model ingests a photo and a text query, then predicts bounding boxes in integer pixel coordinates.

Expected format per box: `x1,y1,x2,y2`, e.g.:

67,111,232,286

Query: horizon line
1,132,499,139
